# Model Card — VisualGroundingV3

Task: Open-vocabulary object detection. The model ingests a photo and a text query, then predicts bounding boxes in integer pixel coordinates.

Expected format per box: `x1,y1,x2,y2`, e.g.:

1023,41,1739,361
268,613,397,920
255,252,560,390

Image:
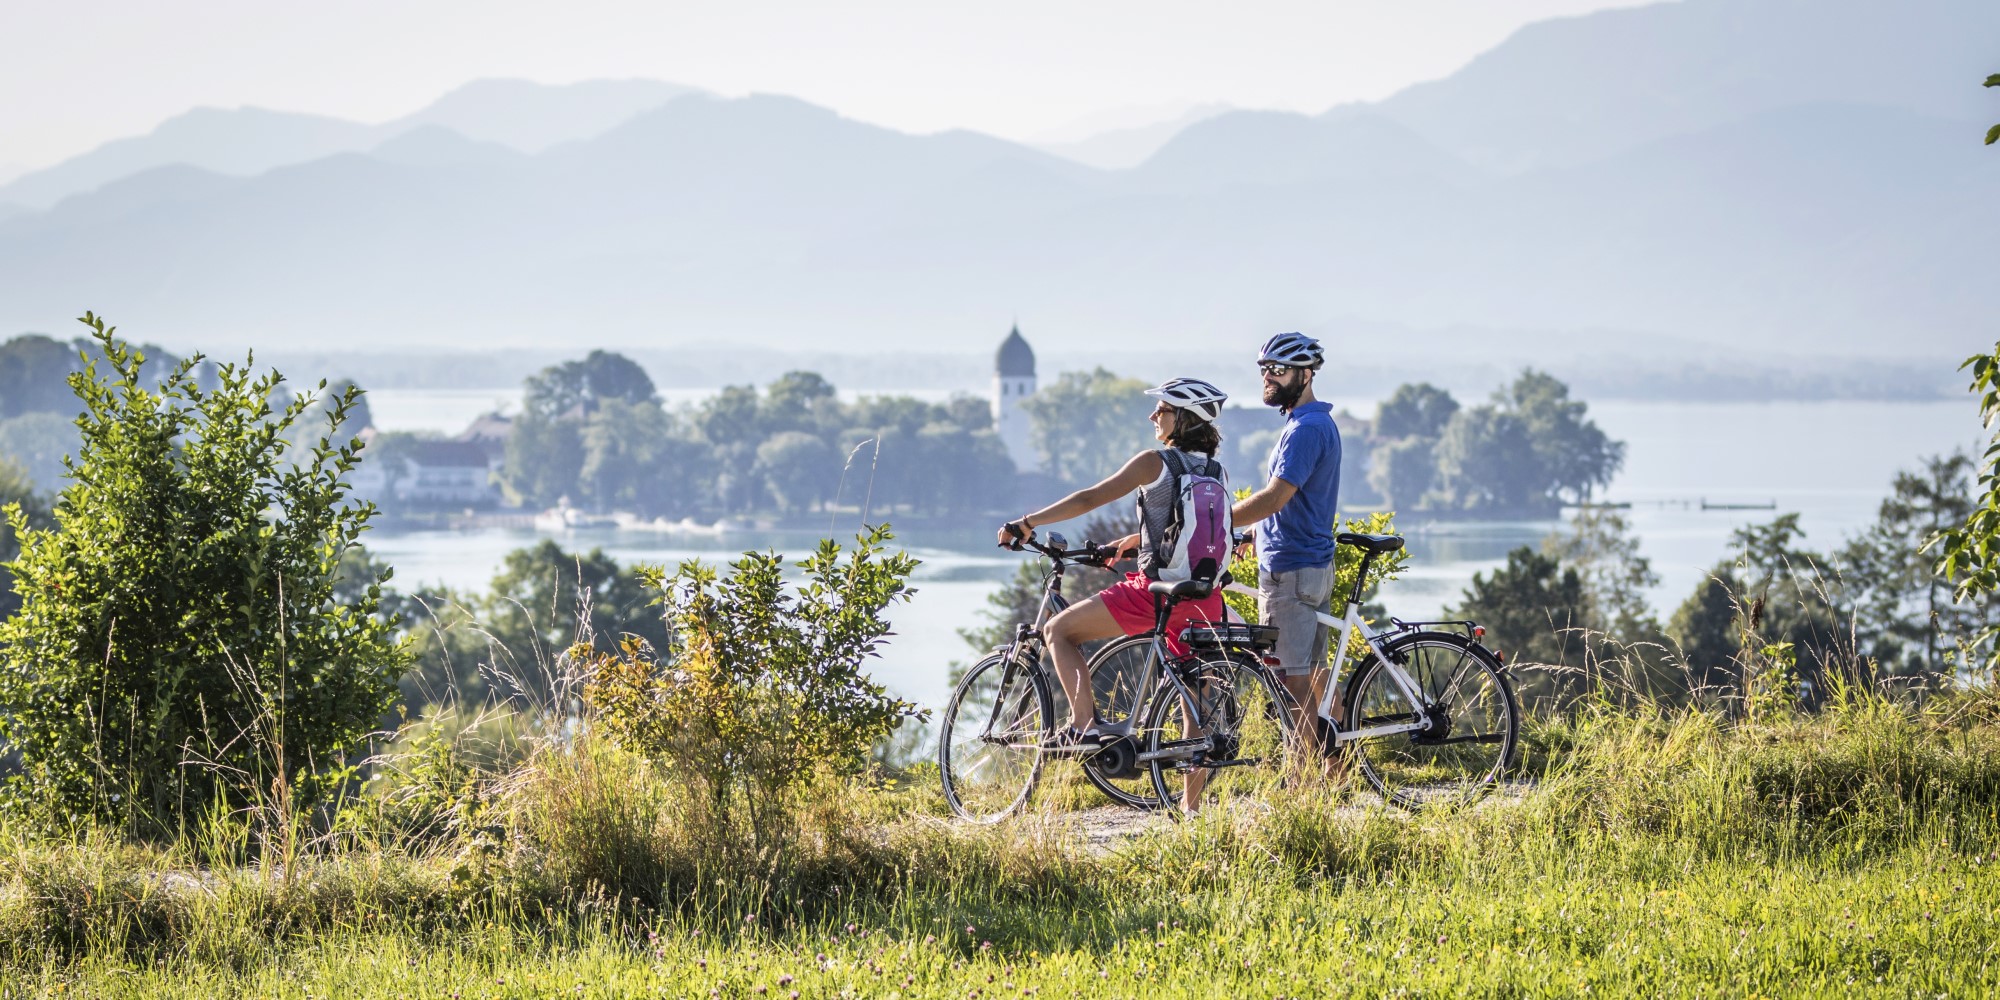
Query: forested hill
0,0,1993,358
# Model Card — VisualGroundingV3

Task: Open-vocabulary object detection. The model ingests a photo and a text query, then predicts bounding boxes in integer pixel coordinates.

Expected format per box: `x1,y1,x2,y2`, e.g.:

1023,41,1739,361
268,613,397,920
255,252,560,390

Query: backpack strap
1158,448,1186,481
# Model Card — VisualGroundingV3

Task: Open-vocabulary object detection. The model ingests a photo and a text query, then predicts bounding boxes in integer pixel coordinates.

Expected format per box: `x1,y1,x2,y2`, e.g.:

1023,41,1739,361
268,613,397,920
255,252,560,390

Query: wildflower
779,975,793,985
981,941,993,951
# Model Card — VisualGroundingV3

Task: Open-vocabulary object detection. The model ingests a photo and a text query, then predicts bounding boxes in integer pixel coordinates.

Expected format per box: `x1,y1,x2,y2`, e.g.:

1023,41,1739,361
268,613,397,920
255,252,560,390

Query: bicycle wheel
1341,631,1518,810
939,651,1053,822
1074,635,1174,809
1144,653,1295,812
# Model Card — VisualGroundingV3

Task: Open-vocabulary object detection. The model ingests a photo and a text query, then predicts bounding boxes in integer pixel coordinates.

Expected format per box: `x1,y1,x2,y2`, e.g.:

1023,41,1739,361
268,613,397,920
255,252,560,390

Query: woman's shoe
1042,727,1107,751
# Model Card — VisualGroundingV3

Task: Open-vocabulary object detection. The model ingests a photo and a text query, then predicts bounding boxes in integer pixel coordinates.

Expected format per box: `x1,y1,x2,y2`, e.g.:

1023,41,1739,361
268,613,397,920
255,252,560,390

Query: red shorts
1097,573,1227,659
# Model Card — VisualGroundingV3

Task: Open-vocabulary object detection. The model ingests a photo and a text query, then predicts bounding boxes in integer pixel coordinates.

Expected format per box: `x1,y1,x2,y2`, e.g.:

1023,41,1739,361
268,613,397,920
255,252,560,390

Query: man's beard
1263,378,1306,410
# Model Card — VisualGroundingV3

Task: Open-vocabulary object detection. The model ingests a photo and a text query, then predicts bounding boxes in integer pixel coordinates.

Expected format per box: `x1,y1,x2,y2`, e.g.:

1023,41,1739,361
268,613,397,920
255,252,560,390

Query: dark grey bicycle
937,533,1294,822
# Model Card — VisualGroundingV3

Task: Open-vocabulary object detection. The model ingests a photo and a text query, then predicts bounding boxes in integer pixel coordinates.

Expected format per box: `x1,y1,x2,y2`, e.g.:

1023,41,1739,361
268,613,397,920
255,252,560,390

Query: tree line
469,351,1017,519
1346,371,1624,517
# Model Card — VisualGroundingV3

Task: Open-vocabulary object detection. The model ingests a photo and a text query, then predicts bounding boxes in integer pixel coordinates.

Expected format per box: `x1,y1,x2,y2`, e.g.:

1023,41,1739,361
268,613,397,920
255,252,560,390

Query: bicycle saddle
1336,532,1404,554
1147,570,1233,601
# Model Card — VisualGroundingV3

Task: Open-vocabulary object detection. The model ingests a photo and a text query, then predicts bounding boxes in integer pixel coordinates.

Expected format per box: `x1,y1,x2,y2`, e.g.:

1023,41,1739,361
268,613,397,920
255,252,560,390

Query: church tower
993,325,1037,472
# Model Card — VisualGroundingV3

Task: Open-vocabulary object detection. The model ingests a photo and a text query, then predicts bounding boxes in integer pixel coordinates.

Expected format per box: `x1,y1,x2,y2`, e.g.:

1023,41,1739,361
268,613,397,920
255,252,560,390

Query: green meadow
5,697,1998,998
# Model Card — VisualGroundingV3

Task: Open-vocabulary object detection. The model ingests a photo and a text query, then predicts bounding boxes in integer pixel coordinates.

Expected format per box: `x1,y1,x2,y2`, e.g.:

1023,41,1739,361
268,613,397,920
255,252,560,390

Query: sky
2,0,1656,172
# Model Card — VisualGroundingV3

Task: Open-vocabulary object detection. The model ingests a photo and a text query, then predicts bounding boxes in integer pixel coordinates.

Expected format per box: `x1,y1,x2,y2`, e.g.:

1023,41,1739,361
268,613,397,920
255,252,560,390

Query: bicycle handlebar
1000,532,1121,568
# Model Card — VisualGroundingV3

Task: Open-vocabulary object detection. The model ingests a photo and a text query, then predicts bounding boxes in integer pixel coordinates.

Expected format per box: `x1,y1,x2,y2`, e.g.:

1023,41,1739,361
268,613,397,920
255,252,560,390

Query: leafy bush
582,525,923,857
0,314,405,835
1222,510,1408,632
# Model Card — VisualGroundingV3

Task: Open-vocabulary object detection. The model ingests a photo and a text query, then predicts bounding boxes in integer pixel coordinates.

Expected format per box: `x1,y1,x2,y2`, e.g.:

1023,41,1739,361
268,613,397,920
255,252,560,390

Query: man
1230,331,1342,750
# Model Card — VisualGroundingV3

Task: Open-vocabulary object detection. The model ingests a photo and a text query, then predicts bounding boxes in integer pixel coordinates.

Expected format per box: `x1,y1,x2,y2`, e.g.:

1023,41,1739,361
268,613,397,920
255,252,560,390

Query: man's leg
1044,598,1123,732
1263,564,1336,765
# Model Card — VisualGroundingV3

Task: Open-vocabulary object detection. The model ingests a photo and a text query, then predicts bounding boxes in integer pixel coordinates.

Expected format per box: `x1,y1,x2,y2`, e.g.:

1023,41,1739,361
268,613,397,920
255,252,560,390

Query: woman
996,376,1231,748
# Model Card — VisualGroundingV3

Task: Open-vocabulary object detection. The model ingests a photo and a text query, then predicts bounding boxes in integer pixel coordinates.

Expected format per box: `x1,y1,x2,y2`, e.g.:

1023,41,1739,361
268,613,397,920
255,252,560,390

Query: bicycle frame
1315,599,1430,744
982,536,1215,764
1223,548,1435,746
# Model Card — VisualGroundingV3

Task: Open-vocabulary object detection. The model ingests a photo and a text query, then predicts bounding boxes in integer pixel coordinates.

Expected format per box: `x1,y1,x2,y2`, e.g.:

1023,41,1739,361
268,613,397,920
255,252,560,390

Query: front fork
979,623,1041,741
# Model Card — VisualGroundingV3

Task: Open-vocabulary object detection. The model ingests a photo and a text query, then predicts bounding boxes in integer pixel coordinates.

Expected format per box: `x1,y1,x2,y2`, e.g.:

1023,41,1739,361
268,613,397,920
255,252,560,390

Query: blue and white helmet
1145,377,1228,423
1257,331,1324,370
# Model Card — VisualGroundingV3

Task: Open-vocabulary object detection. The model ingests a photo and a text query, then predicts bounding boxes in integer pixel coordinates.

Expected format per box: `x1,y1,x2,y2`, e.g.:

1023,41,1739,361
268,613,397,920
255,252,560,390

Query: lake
363,391,1986,710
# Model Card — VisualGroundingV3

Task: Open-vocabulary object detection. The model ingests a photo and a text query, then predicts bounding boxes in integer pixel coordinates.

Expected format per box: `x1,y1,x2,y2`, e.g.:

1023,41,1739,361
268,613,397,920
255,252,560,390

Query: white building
349,415,510,507
992,325,1037,472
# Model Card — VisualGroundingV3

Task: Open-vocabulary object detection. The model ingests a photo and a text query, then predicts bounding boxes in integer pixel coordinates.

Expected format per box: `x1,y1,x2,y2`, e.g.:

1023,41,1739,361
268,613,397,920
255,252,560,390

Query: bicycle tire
1143,652,1296,812
938,651,1053,822
1340,630,1519,810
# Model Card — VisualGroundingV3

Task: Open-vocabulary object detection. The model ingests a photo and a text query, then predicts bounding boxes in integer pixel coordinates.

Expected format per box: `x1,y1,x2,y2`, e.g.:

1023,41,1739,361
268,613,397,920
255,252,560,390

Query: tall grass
8,566,2000,994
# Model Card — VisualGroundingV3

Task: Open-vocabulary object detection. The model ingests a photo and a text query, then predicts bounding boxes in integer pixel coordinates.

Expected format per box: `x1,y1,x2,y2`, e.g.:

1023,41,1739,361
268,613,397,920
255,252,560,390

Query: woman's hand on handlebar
996,519,1035,549
1109,532,1141,561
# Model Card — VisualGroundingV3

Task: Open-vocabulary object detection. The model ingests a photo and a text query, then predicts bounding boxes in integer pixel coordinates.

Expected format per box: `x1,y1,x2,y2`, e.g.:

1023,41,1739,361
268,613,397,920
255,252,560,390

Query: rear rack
1385,618,1486,640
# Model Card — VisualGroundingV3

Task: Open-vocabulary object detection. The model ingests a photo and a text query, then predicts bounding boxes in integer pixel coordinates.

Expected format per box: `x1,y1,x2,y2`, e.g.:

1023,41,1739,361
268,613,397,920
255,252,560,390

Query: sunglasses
1259,363,1300,377
1150,403,1177,418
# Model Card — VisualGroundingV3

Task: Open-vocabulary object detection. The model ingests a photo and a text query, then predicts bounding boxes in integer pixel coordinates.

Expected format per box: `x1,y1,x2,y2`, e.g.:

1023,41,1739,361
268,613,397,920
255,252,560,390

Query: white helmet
1145,377,1228,423
1257,331,1324,370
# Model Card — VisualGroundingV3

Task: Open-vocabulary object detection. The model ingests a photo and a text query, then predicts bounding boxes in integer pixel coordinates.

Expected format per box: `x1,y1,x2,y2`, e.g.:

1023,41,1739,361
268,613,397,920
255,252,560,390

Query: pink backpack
1151,451,1232,583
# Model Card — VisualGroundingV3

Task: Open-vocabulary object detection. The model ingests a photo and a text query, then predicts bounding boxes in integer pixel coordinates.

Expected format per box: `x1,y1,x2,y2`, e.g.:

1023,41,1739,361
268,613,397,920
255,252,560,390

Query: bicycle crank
1083,735,1144,781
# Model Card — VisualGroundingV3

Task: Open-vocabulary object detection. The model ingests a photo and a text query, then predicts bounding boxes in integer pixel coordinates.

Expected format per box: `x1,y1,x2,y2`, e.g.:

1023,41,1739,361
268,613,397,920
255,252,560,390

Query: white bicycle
1226,531,1520,809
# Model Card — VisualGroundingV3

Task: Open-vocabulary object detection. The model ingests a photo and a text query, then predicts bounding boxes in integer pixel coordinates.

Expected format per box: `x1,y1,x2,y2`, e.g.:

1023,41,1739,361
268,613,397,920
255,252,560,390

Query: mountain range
0,0,1993,363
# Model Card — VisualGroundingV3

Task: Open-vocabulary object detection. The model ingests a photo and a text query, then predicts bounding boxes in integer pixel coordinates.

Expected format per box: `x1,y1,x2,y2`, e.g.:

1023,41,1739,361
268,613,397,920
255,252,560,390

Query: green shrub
0,314,405,836
583,525,923,858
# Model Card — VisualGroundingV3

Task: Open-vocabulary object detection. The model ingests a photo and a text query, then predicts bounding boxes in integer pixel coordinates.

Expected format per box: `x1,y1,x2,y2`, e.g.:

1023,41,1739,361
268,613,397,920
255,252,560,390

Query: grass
6,844,1997,997
4,693,2000,997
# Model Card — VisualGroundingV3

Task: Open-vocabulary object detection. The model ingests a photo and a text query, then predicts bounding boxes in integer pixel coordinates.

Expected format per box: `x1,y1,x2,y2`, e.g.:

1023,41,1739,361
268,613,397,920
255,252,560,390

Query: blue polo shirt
1259,401,1341,574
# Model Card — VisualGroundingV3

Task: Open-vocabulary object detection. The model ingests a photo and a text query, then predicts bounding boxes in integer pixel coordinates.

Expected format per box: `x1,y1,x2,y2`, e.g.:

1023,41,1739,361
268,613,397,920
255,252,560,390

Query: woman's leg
1044,597,1125,732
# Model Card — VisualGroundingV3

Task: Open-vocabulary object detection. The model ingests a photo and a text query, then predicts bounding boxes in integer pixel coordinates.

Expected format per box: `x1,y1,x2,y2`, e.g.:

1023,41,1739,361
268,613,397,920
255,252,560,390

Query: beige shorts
1259,563,1335,677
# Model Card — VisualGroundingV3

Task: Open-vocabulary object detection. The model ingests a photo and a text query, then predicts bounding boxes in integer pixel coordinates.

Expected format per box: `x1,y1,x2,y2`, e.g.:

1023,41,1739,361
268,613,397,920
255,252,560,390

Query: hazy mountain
1128,112,1478,192
0,0,1992,363
367,126,521,169
1360,0,2000,170
1033,104,1234,170
0,107,377,211
390,78,697,153
0,78,699,210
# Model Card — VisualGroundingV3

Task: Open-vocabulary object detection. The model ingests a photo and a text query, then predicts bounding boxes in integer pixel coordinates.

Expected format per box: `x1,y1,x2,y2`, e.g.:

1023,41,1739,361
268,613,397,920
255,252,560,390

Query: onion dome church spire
992,324,1037,472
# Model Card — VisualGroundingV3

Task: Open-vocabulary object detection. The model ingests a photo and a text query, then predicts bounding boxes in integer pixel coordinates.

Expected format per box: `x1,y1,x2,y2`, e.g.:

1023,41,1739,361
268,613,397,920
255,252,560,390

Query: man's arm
1233,477,1299,525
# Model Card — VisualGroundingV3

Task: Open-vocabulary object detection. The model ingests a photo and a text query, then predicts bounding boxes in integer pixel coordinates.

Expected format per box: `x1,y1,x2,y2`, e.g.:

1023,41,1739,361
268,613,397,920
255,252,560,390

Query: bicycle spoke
1149,655,1294,813
1075,637,1172,810
1344,634,1518,811
939,653,1050,822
